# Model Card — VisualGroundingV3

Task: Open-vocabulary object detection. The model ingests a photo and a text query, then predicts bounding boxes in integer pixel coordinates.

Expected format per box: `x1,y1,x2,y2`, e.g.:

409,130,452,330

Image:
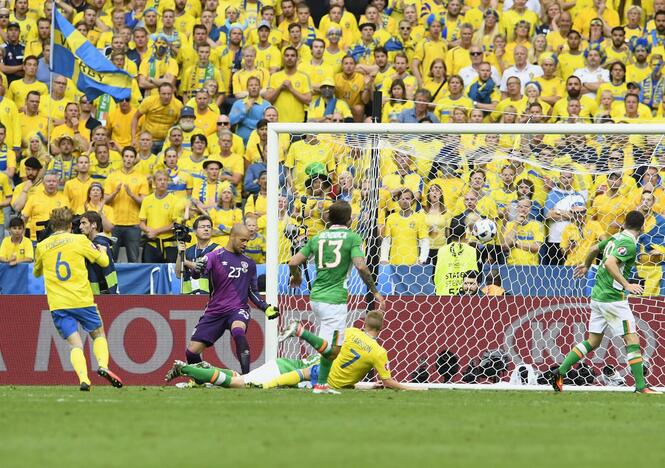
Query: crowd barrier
1,296,664,386
3,263,662,296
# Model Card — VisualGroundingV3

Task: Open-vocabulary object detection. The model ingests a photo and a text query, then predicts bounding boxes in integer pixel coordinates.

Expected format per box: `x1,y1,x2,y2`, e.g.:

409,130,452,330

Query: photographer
80,211,117,294
175,215,218,295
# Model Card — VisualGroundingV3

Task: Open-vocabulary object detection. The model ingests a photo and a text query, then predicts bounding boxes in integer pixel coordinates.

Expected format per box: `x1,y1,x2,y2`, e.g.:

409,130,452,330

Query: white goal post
264,122,665,390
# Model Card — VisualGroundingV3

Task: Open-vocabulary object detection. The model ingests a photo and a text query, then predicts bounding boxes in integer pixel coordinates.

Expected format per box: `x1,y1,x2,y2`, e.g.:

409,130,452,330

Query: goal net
264,123,665,389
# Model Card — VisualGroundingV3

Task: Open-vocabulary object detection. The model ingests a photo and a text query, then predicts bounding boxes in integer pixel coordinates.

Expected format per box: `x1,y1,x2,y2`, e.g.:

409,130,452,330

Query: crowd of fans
0,0,664,295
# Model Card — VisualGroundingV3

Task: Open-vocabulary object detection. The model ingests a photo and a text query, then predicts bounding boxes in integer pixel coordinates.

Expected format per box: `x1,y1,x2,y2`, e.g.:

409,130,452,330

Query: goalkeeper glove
194,256,208,274
265,305,279,320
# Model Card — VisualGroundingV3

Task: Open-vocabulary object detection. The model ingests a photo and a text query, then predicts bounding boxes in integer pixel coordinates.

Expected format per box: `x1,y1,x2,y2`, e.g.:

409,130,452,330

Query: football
472,218,497,243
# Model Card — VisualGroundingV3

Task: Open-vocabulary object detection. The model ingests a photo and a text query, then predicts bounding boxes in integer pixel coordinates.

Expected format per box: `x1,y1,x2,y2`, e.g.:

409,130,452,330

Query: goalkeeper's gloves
265,305,280,320
194,256,208,274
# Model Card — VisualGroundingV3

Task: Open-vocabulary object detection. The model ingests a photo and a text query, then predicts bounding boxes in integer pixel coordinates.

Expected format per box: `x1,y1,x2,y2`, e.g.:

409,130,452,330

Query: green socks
182,365,234,387
297,329,331,355
559,340,594,375
317,356,333,385
626,344,647,391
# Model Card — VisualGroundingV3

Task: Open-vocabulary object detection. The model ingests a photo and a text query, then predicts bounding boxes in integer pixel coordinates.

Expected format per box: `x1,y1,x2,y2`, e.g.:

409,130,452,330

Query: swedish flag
51,9,132,100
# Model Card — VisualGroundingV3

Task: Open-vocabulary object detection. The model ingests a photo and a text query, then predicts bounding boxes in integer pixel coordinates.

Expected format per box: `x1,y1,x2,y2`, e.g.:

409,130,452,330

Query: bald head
228,223,251,253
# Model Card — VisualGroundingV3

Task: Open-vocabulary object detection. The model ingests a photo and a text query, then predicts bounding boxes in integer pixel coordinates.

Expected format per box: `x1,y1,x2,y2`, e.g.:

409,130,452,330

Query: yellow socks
262,369,305,389
70,348,90,385
93,337,110,369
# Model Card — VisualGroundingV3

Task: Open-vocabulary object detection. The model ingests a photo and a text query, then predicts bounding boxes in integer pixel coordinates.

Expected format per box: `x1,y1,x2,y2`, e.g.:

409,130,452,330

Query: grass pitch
1,386,664,468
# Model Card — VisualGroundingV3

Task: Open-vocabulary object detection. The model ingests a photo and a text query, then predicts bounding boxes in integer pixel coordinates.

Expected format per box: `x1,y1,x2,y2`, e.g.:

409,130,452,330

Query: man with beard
551,75,597,120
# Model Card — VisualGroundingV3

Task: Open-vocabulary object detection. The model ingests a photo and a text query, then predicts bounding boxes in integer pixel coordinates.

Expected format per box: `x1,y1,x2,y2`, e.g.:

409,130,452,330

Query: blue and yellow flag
51,9,132,101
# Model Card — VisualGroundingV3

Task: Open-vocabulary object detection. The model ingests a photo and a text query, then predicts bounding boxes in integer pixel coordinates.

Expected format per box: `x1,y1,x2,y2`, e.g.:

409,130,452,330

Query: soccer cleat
165,360,186,382
312,384,340,395
80,382,91,392
635,387,662,394
175,379,213,389
97,367,123,388
245,382,263,389
278,320,301,342
550,369,564,392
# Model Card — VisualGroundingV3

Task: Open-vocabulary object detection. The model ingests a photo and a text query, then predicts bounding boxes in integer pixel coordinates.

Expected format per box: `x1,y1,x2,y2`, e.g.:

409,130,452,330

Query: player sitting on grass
552,210,661,394
286,200,385,394
277,311,423,390
33,208,123,391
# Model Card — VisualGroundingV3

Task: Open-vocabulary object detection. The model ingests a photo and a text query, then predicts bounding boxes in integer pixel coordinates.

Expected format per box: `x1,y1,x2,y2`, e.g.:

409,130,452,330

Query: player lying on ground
33,207,123,391
165,356,320,388
288,200,385,394
166,312,422,390
183,223,279,376
552,210,660,394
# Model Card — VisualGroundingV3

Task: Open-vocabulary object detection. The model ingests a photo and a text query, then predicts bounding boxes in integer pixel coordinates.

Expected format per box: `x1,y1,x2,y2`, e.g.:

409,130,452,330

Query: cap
180,106,195,118
202,159,222,169
7,21,19,29
320,77,335,87
257,20,271,30
57,135,74,144
627,81,641,90
24,156,43,170
358,22,376,31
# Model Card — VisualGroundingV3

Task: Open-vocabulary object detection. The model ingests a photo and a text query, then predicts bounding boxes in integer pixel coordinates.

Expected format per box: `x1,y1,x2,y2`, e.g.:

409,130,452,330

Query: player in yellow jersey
275,311,422,390
33,208,123,391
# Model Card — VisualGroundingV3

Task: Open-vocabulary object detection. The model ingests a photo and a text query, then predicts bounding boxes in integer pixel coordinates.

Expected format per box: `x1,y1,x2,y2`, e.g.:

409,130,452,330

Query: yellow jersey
63,177,94,215
22,190,68,241
0,236,34,262
384,211,428,265
0,172,12,224
104,169,150,226
560,220,605,266
334,72,365,107
245,233,266,264
139,192,178,240
6,79,48,110
328,327,392,389
268,70,311,123
589,190,634,236
136,94,184,141
209,207,244,246
505,220,544,266
106,107,136,148
34,232,109,311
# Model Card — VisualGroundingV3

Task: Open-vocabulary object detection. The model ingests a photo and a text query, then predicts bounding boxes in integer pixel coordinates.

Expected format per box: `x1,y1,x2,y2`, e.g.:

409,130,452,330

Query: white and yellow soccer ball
472,218,497,243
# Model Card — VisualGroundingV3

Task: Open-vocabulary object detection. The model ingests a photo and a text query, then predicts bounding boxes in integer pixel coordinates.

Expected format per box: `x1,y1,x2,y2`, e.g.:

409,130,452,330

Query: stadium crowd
0,0,664,295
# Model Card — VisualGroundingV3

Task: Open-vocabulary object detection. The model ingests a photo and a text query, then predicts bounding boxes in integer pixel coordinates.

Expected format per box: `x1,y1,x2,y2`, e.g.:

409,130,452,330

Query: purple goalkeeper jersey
199,248,267,316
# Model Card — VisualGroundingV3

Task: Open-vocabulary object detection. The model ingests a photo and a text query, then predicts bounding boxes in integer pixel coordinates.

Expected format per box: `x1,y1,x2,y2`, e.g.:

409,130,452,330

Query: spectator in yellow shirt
137,34,179,97
265,46,312,123
501,198,545,266
6,55,48,111
106,98,136,149
131,82,183,153
0,216,33,264
22,171,68,242
380,188,430,265
139,170,178,263
560,206,606,266
334,55,371,122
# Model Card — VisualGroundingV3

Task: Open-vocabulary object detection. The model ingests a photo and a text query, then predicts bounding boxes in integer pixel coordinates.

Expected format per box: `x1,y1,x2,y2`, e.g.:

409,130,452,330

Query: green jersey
299,226,365,304
591,231,638,303
275,355,320,374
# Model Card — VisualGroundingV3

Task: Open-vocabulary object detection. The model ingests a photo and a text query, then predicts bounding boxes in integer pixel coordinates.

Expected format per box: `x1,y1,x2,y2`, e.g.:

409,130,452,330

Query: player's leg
186,341,206,364
552,302,605,392
89,326,123,388
186,313,227,364
165,360,244,388
312,302,345,393
262,366,314,389
230,310,252,374
52,310,91,390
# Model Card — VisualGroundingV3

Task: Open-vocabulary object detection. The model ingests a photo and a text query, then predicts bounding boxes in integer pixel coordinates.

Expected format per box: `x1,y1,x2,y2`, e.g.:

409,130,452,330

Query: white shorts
242,360,281,385
589,300,637,337
311,301,347,347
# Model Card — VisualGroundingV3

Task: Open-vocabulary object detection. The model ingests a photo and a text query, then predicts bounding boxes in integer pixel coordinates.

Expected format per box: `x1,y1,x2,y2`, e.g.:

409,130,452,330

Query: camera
173,223,192,243
284,223,307,251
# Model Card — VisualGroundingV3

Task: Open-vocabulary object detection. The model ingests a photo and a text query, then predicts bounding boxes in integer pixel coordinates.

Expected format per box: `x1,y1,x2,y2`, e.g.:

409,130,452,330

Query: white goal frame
264,123,665,390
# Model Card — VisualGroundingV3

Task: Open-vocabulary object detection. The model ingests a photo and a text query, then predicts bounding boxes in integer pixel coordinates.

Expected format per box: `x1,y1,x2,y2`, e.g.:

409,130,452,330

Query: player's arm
353,256,385,310
573,242,601,278
33,247,43,277
380,378,427,391
603,255,644,295
82,239,110,268
288,251,308,288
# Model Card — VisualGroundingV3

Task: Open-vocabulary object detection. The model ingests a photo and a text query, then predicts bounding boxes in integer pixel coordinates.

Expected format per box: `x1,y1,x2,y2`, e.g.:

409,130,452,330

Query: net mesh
272,127,665,388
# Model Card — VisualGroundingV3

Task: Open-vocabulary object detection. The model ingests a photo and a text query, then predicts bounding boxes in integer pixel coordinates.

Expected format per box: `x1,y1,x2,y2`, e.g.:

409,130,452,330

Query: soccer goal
264,122,665,390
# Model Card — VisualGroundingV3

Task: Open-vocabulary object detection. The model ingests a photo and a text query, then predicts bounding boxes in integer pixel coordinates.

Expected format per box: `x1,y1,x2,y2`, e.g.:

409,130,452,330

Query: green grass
1,386,664,468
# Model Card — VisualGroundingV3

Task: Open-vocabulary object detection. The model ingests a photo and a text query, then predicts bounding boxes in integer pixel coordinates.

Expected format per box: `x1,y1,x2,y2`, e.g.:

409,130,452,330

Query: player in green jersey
552,211,660,394
281,200,385,394
164,356,320,388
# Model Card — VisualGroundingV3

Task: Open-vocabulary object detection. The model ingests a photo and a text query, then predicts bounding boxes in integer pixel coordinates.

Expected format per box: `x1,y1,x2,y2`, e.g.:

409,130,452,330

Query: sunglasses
400,26,411,30
331,119,343,122
217,121,230,126
0,15,8,19
470,51,483,56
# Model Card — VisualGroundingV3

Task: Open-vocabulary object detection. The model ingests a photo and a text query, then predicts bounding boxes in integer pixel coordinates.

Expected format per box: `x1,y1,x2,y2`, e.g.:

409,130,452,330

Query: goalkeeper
183,224,279,375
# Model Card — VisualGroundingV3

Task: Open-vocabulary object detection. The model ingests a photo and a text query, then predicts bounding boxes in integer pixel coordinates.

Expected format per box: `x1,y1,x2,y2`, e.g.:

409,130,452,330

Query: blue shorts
52,306,103,339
